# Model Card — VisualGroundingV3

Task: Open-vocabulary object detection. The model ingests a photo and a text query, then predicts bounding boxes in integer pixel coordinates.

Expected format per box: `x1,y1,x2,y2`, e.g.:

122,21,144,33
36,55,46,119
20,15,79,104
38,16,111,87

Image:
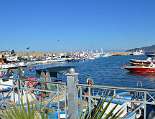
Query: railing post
64,85,67,119
13,80,15,103
57,84,60,119
80,86,82,101
114,89,116,97
144,91,147,119
17,79,21,104
66,68,79,119
88,86,91,113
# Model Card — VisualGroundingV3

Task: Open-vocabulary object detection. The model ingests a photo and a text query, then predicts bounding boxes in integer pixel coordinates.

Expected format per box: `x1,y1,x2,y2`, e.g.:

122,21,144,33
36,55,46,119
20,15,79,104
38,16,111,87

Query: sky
0,0,155,51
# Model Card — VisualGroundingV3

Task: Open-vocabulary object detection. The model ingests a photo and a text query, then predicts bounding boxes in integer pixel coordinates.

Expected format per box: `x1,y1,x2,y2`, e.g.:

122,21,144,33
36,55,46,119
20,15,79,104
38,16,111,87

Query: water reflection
128,72,155,80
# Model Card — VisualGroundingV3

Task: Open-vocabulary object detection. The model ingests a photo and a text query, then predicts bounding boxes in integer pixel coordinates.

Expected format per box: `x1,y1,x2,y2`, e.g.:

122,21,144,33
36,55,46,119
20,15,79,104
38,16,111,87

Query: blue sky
0,0,155,51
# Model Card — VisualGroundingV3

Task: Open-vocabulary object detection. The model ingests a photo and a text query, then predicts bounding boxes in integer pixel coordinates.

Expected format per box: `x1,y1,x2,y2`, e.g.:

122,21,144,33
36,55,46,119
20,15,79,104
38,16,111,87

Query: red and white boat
129,52,155,67
124,63,155,74
125,52,155,73
130,58,155,66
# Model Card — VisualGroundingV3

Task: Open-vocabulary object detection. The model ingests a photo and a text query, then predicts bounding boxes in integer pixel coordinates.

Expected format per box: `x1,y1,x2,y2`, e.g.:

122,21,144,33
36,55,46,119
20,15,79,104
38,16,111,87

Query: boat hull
124,66,155,73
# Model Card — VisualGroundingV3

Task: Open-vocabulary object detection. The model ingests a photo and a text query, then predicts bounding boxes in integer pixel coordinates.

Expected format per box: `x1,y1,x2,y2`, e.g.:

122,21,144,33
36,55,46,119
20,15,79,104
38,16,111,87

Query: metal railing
77,83,155,119
0,68,155,119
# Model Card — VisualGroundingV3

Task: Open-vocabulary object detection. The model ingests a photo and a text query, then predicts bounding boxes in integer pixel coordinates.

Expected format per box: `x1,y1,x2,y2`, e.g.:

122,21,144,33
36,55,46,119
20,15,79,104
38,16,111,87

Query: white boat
93,53,101,58
102,53,112,57
88,57,95,60
0,62,26,69
36,59,66,65
6,56,18,62
0,78,13,90
0,77,36,104
132,50,144,56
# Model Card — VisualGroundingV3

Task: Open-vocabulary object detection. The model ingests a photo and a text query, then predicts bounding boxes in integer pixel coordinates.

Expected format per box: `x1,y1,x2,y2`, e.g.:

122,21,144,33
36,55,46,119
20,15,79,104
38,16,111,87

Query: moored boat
129,52,155,66
124,64,155,73
0,62,26,69
102,52,112,57
130,50,144,56
129,58,155,66
124,51,155,73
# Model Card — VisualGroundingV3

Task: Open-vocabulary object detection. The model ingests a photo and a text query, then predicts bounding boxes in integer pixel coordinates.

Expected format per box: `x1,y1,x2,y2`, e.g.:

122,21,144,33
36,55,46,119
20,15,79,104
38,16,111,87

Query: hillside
127,45,155,52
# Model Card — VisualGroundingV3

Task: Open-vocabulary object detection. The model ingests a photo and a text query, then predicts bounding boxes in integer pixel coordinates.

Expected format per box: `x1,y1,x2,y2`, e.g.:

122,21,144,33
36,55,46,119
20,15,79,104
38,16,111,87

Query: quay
111,52,131,56
0,65,155,119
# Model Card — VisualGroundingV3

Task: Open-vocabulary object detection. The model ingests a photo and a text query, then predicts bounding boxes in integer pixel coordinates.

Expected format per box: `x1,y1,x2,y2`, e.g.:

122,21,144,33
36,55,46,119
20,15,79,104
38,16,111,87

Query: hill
127,45,155,52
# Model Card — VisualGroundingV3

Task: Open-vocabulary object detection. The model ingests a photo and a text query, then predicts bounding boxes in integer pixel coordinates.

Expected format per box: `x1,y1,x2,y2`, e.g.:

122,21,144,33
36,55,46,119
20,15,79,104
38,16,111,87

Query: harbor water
71,55,155,89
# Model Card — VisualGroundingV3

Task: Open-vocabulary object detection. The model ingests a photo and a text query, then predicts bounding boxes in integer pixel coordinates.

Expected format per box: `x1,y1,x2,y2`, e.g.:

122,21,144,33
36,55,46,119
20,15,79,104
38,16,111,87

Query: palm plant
2,99,48,119
80,97,124,119
1,97,124,119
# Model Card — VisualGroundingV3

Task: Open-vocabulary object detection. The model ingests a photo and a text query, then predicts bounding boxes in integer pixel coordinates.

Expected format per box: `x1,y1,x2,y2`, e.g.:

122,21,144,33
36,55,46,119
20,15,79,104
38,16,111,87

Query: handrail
77,84,155,92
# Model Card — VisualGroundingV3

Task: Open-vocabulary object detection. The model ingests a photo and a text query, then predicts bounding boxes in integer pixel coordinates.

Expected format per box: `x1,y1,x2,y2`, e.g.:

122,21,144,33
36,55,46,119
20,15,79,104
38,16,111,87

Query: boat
129,52,155,67
129,58,155,66
0,62,26,69
124,63,155,74
145,51,155,57
124,51,155,73
93,53,101,58
0,53,26,69
131,50,144,56
102,52,112,58
88,57,95,60
6,56,18,62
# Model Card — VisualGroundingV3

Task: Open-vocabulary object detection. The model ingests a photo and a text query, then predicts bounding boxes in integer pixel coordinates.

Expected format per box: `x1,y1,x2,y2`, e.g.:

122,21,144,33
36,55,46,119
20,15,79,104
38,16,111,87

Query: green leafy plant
80,97,123,119
2,98,48,119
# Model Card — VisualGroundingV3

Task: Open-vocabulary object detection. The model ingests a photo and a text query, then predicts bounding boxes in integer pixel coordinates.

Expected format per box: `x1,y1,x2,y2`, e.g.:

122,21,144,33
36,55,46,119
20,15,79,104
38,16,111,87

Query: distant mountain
127,45,155,52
